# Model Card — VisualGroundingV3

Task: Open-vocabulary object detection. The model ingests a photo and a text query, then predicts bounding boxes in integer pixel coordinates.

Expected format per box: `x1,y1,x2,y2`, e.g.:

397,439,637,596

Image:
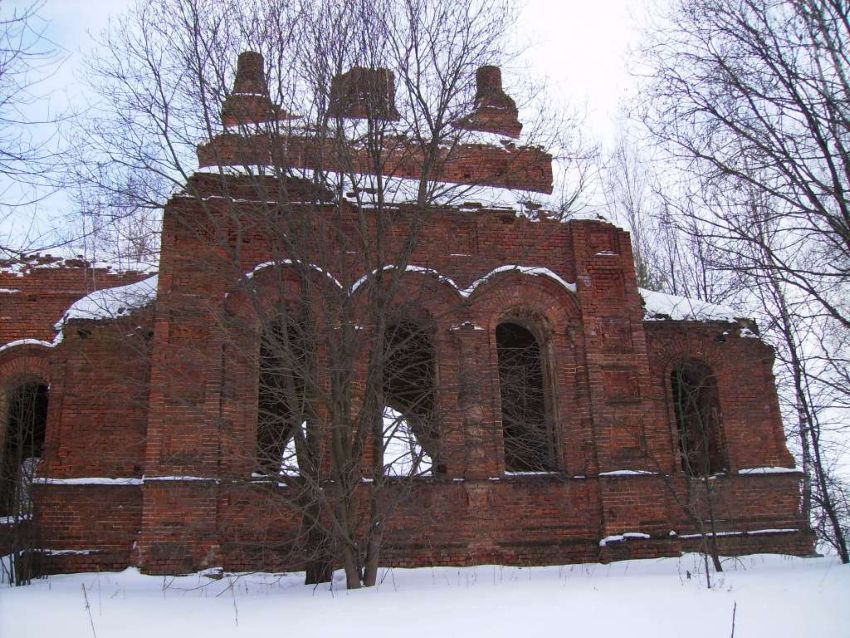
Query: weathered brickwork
0,255,146,345
643,321,795,472
4,203,811,574
1,55,812,574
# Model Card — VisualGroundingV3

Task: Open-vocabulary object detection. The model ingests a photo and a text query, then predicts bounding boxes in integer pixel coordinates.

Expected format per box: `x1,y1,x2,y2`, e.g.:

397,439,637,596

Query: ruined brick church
0,52,812,576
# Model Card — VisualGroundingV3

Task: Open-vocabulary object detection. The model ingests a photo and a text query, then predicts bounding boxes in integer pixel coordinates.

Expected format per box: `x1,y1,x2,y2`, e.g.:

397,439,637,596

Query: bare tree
637,0,850,562
602,128,661,289
640,0,849,329
601,124,741,302
0,0,67,255
733,200,849,561
68,0,586,589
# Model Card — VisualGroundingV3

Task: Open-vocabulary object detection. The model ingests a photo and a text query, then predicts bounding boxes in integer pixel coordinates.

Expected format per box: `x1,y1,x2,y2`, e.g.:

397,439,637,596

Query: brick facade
1,55,812,574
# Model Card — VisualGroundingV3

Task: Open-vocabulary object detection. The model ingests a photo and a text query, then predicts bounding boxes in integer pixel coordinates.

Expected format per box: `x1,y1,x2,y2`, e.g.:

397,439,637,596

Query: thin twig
81,583,98,638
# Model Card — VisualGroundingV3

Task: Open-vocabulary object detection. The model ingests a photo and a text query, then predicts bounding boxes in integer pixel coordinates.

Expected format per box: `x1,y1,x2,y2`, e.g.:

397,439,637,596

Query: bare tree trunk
760,252,847,563
362,523,382,588
701,475,723,574
303,499,333,585
809,427,849,563
342,543,362,590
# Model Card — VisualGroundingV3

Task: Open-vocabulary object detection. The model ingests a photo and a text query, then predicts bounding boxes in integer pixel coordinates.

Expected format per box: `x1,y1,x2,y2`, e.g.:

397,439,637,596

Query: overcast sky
2,0,651,250
16,0,648,140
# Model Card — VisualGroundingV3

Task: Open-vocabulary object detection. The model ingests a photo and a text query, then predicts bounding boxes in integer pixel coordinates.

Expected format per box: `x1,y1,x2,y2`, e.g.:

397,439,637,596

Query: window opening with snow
382,322,437,476
256,320,313,477
670,361,726,476
496,322,555,472
0,382,48,517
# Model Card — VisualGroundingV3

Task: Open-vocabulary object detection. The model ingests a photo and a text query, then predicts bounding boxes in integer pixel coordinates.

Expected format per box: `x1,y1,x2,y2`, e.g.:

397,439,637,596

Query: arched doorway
1,381,48,517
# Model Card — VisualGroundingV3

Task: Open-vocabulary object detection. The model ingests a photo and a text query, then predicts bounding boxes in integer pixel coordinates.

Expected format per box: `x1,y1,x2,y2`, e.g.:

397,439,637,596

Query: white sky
515,0,645,140
1,0,650,249
19,0,648,140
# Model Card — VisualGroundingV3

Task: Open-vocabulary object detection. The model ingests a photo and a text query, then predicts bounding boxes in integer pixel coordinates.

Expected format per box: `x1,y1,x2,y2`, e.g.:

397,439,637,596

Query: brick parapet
196,133,553,194
0,257,150,346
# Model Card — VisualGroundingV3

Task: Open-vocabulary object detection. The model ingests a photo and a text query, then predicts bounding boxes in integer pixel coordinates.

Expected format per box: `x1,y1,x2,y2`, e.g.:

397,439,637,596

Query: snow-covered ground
1,554,847,637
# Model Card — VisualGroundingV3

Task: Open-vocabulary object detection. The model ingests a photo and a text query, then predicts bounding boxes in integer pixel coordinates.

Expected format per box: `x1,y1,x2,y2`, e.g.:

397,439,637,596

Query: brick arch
665,358,727,477
0,346,51,389
657,353,728,472
347,269,457,438
348,266,464,318
646,322,795,476
468,272,580,336
224,261,341,323
493,320,555,471
219,263,338,478
345,269,466,351
381,318,440,472
350,270,474,479
651,334,725,467
469,274,586,475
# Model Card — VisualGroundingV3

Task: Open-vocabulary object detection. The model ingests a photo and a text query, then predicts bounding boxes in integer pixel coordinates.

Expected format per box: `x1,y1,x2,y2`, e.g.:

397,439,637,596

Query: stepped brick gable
0,53,812,575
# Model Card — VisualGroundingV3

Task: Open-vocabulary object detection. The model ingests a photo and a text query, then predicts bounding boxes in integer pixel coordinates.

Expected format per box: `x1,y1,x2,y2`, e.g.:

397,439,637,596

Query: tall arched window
257,320,312,476
496,322,554,472
382,321,437,476
671,361,726,476
1,381,48,516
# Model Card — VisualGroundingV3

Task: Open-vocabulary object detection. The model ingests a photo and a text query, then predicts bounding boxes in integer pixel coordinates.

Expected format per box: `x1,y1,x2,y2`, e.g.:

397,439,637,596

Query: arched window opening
671,361,726,476
382,322,438,476
1,382,48,517
496,322,554,472
257,320,312,477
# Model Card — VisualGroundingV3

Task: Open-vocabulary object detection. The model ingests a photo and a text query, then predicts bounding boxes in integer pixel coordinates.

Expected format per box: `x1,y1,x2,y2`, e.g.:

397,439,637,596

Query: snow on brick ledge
598,469,657,477
33,477,143,486
0,337,59,354
0,252,158,277
55,275,158,328
196,166,563,220
639,288,744,323
737,467,799,475
599,532,651,547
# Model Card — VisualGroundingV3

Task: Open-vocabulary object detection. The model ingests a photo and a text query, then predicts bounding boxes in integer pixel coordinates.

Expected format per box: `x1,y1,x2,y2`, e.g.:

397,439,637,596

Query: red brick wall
41,314,153,479
196,134,554,193
26,173,810,575
643,321,795,471
0,261,152,568
33,484,142,574
0,256,147,345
